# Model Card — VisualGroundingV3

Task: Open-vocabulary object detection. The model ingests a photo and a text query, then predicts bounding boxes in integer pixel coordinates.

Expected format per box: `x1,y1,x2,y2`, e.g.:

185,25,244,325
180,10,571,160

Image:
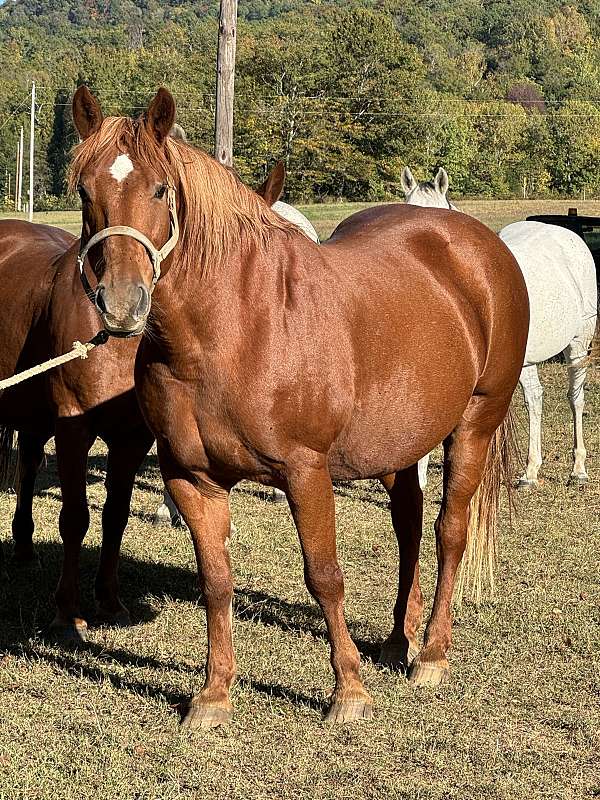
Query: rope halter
76,186,179,300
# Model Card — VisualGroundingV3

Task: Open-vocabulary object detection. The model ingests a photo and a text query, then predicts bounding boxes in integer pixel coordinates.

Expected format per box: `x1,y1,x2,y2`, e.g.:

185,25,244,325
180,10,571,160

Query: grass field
4,197,600,239
0,376,599,799
0,202,599,799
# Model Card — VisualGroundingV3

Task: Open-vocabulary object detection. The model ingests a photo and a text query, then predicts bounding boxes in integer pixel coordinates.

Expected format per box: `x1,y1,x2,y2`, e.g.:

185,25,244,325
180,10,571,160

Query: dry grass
0,199,599,798
0,362,599,800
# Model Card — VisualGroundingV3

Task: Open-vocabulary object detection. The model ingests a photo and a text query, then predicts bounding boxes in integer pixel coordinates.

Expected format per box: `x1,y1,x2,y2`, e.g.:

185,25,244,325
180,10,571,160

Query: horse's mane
68,116,295,277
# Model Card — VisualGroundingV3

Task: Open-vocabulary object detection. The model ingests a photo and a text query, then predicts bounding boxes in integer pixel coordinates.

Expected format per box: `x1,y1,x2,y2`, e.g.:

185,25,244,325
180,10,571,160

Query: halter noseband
76,186,179,300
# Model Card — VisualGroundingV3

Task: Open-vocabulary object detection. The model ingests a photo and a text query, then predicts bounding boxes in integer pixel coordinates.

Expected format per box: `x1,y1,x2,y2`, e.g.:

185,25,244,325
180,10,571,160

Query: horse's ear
169,123,187,142
257,161,285,206
434,167,449,196
401,166,417,195
145,88,176,145
72,86,103,140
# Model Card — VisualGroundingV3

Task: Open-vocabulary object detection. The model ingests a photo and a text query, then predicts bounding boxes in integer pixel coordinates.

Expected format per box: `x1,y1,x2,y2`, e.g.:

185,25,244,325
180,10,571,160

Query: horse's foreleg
378,464,424,671
95,430,153,625
51,419,94,641
563,323,594,486
410,400,502,686
518,365,543,487
167,473,234,729
12,431,49,565
287,461,372,723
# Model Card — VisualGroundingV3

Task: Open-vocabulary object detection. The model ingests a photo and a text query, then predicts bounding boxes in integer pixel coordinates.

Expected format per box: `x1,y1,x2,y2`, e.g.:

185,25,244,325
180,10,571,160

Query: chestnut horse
69,86,529,727
0,221,154,638
0,160,292,619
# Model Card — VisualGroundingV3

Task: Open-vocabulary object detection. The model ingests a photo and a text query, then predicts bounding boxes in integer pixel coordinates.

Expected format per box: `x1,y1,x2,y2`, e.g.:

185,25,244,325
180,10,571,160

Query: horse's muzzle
95,283,150,337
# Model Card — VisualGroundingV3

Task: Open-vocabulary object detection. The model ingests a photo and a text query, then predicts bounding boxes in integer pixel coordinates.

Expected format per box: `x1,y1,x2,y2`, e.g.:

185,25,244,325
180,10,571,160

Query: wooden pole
15,138,20,210
17,126,24,212
214,0,238,167
28,81,35,222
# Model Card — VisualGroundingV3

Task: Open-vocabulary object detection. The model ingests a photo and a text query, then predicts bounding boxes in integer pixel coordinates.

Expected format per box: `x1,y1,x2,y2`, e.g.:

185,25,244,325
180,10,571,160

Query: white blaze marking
109,153,134,183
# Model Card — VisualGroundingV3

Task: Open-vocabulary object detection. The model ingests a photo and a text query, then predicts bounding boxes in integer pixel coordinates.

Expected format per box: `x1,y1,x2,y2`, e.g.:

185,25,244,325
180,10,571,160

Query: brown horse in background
0,221,154,638
0,161,289,631
69,86,529,727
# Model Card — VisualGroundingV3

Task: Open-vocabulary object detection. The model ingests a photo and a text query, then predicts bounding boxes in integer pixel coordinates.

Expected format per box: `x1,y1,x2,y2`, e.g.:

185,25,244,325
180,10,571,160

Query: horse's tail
456,407,519,605
0,425,16,489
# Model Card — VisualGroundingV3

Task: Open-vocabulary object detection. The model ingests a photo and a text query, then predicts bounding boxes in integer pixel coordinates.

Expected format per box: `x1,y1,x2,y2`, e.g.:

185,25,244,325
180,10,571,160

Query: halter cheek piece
76,186,179,301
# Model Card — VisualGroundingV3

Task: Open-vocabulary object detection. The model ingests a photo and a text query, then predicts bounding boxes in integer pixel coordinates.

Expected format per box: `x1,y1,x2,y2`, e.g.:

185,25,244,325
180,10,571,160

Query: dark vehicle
527,209,600,280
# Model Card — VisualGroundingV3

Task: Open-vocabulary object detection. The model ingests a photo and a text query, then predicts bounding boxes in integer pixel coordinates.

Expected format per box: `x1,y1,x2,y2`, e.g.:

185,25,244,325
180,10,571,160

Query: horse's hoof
271,489,287,504
408,659,450,687
325,689,373,724
568,475,588,489
152,506,172,528
378,640,419,672
516,477,537,491
49,618,88,645
181,700,233,730
95,607,132,628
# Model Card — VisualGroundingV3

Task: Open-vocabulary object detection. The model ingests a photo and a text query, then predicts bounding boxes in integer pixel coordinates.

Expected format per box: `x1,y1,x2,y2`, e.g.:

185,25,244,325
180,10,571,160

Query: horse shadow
0,540,384,715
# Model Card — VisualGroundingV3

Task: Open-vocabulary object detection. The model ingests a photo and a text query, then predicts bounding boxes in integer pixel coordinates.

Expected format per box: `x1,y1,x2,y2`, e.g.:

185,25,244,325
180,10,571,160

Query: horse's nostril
134,285,150,319
95,285,107,314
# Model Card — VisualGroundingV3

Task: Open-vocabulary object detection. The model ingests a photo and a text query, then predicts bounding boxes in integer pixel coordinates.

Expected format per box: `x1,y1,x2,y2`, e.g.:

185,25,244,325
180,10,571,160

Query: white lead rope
0,331,109,392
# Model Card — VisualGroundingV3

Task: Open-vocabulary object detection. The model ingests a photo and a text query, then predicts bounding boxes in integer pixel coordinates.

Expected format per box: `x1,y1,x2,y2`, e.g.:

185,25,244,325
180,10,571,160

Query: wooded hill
1,0,600,205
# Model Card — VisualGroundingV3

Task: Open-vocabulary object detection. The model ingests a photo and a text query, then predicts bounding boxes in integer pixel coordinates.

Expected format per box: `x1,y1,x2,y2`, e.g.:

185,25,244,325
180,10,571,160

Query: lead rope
0,330,109,392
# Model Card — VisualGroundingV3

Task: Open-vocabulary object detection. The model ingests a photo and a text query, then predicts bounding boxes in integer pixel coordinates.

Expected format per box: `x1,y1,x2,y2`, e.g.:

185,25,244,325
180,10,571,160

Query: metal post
214,0,238,167
28,81,35,222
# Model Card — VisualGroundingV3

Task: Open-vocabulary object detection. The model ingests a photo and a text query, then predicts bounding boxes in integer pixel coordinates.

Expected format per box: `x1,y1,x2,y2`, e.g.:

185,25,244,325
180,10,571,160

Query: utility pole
15,138,20,211
214,0,238,167
28,81,35,222
17,126,23,212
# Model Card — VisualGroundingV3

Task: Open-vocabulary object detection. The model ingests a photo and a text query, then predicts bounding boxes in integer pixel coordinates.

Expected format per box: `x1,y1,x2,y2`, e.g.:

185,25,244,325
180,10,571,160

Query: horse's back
499,221,597,364
0,219,75,263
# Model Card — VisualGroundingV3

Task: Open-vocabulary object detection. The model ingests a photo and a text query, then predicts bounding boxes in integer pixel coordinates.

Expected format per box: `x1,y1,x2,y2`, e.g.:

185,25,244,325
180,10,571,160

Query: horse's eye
154,185,167,200
77,184,88,202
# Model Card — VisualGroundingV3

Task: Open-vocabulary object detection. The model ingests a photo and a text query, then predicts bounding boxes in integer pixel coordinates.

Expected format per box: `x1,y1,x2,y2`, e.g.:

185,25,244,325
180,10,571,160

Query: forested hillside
1,0,600,205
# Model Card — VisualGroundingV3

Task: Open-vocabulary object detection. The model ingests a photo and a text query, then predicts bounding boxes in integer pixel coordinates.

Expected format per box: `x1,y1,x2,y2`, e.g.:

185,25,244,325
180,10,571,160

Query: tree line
1,0,600,207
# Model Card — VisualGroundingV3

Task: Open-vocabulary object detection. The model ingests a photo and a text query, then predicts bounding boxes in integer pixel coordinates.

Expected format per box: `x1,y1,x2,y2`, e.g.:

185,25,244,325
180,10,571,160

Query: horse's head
71,86,178,337
401,166,454,210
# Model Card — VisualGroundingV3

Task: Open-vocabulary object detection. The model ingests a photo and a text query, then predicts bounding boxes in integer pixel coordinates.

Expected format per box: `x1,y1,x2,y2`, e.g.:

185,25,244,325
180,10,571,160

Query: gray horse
403,167,597,489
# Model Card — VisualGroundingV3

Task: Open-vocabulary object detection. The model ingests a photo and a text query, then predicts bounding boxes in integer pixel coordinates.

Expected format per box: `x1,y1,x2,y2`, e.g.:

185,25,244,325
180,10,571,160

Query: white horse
153,164,319,525
402,166,598,488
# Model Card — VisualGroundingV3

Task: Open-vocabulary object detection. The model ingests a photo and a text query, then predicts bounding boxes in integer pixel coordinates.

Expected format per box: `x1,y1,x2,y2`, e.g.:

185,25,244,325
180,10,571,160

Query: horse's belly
524,273,584,364
327,382,473,480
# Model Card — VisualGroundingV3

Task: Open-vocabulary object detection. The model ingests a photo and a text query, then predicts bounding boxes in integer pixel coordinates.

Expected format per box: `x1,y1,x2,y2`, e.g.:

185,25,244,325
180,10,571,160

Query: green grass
0,362,599,799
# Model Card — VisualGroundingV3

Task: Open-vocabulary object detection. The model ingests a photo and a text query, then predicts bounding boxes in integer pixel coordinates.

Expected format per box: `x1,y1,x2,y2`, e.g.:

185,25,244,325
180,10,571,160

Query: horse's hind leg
409,396,507,686
94,430,154,625
518,365,543,487
287,461,372,723
12,431,49,565
378,464,424,671
563,320,595,486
